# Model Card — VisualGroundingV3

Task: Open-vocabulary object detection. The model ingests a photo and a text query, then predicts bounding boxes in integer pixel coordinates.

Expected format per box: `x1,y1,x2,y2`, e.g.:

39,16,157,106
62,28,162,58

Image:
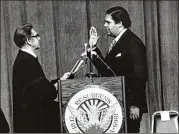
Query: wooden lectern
57,76,127,133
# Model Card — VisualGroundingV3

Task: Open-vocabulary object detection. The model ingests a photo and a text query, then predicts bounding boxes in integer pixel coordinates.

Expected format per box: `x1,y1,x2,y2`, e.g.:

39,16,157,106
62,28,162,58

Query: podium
57,76,127,133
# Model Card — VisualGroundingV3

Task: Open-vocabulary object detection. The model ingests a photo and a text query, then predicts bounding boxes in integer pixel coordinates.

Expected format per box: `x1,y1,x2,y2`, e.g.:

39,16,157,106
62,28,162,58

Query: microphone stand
68,43,89,77
85,42,98,79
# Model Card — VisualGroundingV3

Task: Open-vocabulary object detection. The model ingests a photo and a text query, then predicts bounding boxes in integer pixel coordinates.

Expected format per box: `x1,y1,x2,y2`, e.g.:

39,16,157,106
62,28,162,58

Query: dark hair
13,23,33,48
106,6,131,28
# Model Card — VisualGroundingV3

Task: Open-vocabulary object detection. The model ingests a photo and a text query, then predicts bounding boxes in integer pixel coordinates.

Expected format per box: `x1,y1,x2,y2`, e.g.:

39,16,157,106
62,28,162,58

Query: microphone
90,42,93,59
69,43,88,75
84,43,88,63
70,56,85,75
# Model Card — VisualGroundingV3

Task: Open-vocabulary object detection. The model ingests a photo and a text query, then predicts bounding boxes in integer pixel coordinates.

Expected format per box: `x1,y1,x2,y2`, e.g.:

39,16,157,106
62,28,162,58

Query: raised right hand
89,26,100,48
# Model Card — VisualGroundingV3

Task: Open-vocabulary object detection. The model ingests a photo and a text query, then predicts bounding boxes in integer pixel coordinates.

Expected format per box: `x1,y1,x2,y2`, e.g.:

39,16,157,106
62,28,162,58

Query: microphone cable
95,54,117,77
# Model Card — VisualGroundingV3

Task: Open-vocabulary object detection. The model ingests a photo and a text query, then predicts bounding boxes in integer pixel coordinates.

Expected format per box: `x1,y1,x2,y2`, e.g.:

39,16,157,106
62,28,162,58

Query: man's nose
104,22,107,27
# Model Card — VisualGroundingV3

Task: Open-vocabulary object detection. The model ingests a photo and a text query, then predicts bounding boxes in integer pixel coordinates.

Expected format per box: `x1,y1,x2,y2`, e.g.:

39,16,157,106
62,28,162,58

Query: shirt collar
114,28,128,43
21,48,37,58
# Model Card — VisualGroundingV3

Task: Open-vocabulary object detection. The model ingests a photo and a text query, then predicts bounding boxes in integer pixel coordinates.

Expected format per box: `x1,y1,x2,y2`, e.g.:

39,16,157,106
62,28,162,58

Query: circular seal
64,85,123,133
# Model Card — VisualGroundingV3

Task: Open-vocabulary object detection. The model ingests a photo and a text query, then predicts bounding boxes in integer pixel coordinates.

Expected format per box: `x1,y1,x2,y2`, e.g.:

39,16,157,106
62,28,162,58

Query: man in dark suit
13,23,70,132
83,6,148,133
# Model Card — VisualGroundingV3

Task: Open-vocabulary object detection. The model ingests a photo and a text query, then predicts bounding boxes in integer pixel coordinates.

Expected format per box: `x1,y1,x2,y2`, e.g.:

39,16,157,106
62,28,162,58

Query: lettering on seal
64,85,123,133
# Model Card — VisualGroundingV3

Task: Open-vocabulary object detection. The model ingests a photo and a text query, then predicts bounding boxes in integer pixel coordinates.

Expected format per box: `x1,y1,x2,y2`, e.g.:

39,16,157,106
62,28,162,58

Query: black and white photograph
0,0,178,133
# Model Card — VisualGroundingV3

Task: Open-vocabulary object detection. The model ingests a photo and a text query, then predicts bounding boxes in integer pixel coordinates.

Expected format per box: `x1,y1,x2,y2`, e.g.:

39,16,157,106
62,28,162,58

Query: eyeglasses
31,34,40,38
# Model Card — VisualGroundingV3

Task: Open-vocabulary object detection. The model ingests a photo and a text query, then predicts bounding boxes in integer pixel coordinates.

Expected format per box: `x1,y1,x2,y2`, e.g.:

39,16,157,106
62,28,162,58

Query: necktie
108,40,116,53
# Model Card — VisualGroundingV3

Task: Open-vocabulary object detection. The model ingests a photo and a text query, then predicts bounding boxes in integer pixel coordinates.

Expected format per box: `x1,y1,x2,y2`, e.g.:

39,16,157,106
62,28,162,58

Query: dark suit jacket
13,50,58,132
90,29,148,112
0,108,10,133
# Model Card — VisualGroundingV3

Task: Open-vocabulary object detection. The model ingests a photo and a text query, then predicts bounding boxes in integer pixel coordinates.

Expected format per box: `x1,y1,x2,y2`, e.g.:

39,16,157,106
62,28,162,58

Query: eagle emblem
67,102,118,132
64,85,123,133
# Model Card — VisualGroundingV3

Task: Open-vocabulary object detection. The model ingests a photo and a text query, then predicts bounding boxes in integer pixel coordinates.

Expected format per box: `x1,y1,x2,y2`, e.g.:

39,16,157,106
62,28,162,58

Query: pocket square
115,53,122,57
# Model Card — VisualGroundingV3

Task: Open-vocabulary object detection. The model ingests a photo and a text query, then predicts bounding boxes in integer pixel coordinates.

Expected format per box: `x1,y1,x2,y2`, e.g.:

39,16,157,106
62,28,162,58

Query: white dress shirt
113,28,127,46
21,48,37,58
108,28,127,53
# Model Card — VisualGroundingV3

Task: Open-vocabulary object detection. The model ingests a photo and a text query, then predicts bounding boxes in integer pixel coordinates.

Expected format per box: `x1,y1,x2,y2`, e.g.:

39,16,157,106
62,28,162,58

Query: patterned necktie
108,40,116,53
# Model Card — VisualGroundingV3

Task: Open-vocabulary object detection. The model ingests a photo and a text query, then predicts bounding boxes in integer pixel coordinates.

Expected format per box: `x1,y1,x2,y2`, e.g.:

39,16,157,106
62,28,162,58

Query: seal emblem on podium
64,85,123,133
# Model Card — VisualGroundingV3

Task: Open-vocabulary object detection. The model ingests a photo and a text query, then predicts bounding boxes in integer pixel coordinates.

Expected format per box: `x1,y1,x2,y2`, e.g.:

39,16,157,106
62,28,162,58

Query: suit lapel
106,29,131,59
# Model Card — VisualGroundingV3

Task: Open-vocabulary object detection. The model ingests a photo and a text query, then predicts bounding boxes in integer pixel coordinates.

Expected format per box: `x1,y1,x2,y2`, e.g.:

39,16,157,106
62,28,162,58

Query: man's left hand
129,106,140,120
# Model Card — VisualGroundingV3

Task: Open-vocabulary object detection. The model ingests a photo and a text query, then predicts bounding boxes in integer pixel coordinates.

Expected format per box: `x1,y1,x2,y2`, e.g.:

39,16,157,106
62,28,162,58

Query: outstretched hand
60,72,72,80
129,106,140,120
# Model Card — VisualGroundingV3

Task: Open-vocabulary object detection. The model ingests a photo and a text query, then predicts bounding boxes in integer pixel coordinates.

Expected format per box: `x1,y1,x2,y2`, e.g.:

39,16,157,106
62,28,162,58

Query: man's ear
117,21,123,28
26,38,32,46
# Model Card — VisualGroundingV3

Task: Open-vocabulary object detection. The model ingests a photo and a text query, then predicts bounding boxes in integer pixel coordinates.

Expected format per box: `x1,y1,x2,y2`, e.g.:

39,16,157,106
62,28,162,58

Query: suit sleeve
127,39,148,109
23,77,57,103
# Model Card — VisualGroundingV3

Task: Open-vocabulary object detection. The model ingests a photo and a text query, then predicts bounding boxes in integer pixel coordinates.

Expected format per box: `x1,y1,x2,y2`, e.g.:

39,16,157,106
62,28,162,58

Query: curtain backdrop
1,0,178,132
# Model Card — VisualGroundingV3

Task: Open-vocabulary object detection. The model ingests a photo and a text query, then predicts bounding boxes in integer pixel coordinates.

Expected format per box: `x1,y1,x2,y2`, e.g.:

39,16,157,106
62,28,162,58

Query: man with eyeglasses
12,23,70,132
